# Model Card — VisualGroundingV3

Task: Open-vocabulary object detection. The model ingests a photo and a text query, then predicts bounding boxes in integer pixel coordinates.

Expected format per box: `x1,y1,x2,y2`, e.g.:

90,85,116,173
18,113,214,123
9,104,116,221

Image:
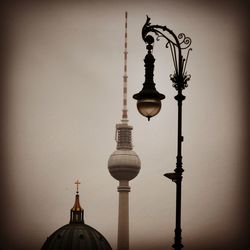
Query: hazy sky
0,1,249,249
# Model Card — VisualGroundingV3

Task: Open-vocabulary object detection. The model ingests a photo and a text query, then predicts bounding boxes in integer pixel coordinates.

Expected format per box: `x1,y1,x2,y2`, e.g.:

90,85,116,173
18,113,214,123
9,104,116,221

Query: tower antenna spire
122,11,128,123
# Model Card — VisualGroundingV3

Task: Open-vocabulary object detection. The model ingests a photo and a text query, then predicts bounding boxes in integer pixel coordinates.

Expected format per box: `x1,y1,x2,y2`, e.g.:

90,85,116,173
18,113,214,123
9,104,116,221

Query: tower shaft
117,180,130,250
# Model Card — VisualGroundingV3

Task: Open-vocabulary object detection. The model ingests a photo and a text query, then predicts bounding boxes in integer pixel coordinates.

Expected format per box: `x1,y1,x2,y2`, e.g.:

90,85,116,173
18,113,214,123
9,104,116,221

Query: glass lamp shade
133,85,165,121
137,98,162,121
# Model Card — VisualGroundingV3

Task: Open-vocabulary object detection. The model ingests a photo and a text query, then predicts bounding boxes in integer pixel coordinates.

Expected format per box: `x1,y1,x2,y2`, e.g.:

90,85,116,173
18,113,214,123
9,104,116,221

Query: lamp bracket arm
142,16,192,51
142,15,192,90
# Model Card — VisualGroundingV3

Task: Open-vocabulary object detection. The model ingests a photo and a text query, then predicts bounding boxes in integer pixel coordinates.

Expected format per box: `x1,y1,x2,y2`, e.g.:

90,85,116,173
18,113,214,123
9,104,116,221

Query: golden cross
75,179,81,193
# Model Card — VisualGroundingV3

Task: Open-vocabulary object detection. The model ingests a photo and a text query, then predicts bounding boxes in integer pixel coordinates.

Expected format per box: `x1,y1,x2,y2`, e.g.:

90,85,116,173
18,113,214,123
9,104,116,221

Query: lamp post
133,16,192,250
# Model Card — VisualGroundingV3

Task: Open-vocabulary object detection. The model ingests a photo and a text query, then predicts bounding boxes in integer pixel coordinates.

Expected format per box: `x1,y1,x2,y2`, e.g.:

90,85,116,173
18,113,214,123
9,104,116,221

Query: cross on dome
75,180,81,193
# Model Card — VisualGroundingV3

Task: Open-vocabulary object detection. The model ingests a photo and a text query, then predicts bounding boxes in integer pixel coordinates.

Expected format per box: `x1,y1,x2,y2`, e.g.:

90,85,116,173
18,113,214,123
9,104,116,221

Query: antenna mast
122,11,128,123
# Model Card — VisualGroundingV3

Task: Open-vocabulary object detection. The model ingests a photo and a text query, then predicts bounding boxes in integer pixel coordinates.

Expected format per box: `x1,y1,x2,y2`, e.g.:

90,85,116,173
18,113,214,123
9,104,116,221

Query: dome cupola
42,181,112,250
70,180,84,223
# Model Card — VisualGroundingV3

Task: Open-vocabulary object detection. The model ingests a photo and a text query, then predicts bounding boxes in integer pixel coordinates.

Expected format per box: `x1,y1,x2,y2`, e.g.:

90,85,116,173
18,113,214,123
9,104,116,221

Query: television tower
108,12,141,250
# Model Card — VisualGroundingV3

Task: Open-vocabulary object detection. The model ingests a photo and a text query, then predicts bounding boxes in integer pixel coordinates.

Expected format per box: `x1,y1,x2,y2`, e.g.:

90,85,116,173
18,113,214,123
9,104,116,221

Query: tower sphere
108,149,141,181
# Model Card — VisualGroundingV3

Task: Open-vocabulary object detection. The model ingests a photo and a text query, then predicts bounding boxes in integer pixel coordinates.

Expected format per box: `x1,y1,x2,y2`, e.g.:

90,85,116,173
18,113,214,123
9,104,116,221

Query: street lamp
133,16,192,250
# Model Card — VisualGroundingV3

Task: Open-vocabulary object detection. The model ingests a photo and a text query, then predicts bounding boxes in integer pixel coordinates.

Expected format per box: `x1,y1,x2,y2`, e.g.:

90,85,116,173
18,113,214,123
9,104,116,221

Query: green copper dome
42,180,112,250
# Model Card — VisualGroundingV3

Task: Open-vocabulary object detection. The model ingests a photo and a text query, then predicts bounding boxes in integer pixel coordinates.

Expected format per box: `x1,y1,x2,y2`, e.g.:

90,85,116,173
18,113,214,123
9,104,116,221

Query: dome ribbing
42,181,112,250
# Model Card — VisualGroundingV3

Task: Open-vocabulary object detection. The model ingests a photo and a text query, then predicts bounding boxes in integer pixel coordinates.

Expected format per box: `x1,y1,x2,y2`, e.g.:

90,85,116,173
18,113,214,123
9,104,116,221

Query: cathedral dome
42,181,112,250
108,149,141,181
42,223,112,250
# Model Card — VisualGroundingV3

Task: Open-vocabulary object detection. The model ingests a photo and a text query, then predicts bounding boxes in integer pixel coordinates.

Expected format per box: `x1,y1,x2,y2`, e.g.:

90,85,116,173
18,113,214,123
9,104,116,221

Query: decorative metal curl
178,33,192,49
156,33,165,42
142,15,192,90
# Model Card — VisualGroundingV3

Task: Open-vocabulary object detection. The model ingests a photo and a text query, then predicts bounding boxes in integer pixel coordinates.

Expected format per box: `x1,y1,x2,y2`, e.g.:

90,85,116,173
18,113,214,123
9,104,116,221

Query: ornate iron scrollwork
142,16,192,91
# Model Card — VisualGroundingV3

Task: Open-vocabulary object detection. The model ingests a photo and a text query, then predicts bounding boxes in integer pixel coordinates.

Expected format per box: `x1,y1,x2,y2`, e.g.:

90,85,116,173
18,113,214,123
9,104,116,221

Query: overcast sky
0,1,249,249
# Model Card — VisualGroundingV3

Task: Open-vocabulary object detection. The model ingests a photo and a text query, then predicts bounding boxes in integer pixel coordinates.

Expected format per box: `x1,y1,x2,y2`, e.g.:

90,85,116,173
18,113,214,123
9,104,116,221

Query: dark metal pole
172,90,185,249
